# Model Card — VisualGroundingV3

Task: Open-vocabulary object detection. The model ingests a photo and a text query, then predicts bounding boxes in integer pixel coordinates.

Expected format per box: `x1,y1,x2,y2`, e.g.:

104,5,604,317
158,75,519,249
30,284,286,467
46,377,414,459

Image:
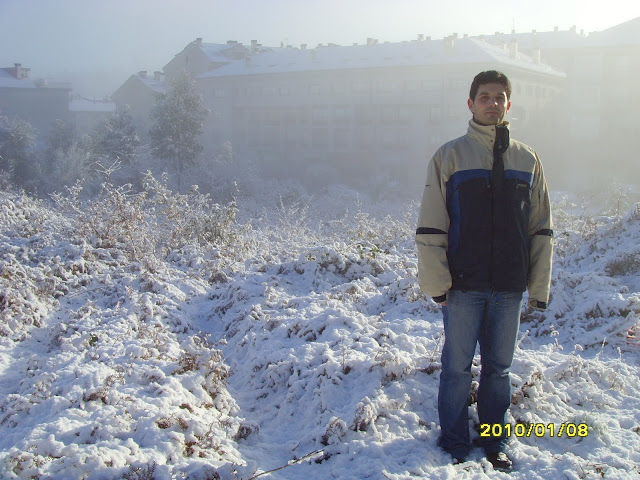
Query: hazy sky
2,0,640,77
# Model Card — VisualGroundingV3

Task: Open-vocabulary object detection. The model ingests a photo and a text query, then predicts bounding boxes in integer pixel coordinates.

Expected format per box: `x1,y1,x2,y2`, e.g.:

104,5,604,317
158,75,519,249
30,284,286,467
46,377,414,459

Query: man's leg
477,291,523,455
438,290,487,460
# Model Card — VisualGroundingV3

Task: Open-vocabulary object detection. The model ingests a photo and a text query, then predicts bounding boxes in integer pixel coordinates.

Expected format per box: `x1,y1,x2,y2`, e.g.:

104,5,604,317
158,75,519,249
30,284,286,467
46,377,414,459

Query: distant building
113,17,639,192
477,18,640,189
68,96,116,137
112,70,165,140
0,63,72,142
163,38,251,83
193,36,564,191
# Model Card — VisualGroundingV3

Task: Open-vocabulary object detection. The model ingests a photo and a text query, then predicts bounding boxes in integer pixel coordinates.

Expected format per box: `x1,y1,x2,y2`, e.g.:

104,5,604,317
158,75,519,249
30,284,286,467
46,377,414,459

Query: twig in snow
247,449,325,479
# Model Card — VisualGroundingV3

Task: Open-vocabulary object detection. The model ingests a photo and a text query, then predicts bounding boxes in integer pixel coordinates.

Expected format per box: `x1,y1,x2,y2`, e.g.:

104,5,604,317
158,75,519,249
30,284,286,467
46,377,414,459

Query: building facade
0,63,72,143
194,36,564,191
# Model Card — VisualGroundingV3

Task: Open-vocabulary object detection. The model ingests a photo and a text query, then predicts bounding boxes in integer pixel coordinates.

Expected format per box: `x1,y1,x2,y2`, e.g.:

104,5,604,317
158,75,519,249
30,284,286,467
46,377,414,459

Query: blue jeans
437,290,523,459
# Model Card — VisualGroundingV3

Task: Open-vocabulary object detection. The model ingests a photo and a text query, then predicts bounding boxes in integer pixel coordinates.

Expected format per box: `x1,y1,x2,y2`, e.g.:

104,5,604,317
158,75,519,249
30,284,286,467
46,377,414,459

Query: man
415,70,553,471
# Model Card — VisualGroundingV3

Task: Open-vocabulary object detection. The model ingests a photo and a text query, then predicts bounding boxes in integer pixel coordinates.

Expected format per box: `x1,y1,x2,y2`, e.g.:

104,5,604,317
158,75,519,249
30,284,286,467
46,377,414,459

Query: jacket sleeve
527,153,554,307
415,151,451,302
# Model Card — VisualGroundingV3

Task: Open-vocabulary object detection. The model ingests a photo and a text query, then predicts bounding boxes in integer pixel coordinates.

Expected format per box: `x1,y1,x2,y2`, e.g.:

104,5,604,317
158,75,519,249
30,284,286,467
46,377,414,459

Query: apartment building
479,18,640,188
0,63,72,141
193,36,564,190
114,18,640,191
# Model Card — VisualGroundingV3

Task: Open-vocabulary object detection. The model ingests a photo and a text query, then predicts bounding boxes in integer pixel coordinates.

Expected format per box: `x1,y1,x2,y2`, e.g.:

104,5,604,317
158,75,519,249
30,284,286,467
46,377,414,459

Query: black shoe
486,451,513,472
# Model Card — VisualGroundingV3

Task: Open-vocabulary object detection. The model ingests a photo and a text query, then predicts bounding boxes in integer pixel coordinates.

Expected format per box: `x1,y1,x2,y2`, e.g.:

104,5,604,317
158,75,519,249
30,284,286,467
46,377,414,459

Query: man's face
467,82,511,125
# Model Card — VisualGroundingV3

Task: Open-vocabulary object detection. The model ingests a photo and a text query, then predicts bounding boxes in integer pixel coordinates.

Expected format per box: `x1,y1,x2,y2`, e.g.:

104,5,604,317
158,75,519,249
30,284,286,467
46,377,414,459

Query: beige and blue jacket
415,120,553,307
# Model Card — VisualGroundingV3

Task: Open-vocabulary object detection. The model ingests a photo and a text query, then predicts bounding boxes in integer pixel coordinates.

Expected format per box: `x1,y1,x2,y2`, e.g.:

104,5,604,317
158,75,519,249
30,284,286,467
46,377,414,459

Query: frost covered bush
52,180,151,263
49,172,249,267
0,192,77,339
524,202,640,349
142,172,246,253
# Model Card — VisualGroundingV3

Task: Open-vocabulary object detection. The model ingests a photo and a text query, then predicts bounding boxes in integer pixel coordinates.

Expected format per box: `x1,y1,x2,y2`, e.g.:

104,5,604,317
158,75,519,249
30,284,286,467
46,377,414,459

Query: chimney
509,40,518,59
195,37,203,46
532,48,541,65
227,40,238,45
138,70,147,78
444,35,455,54
153,71,163,81
251,39,258,53
418,34,425,42
301,43,307,50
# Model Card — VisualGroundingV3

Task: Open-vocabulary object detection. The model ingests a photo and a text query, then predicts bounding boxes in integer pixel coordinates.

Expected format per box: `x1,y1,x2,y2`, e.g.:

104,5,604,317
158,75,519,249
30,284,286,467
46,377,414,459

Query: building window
331,82,346,94
422,79,440,91
334,129,350,149
212,87,225,98
376,80,392,93
312,105,328,125
309,84,321,95
279,86,290,96
334,105,351,125
262,86,275,96
264,109,281,126
285,128,297,146
380,106,395,124
352,81,369,93
398,106,411,125
356,128,374,149
312,128,328,148
355,105,376,125
263,127,279,147
283,109,297,125
429,105,441,122
381,129,396,149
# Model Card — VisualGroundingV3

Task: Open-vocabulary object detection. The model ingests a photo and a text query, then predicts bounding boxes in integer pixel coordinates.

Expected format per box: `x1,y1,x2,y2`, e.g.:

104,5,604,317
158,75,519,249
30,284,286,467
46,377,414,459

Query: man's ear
506,100,511,113
467,98,474,113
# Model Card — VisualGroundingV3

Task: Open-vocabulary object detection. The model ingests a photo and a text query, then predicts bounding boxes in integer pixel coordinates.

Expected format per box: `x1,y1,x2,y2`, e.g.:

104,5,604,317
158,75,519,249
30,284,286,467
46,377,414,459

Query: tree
92,106,140,165
46,119,75,159
0,115,37,186
149,73,208,180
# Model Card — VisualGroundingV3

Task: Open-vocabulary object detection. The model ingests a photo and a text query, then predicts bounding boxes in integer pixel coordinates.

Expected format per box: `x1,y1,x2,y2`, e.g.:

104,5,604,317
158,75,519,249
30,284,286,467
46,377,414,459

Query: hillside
1,180,639,479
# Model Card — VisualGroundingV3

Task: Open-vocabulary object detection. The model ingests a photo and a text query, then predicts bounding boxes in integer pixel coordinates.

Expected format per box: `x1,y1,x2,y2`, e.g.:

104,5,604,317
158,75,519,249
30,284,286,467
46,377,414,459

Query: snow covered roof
0,67,36,88
585,16,640,47
199,41,250,62
474,28,588,51
69,96,116,112
134,71,165,93
198,37,565,79
0,67,71,90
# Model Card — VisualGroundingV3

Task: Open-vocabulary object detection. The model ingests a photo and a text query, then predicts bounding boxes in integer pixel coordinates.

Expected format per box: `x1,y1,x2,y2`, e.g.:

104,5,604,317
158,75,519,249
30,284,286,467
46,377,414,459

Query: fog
1,0,639,203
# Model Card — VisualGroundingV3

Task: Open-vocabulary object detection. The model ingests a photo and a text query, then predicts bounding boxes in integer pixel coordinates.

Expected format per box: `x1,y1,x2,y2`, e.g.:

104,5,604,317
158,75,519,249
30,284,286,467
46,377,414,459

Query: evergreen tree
149,73,208,179
92,106,140,165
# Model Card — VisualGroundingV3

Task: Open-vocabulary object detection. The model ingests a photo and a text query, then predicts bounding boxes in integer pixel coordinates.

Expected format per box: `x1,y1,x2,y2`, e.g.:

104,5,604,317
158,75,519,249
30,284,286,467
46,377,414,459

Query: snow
198,38,564,79
1,183,639,479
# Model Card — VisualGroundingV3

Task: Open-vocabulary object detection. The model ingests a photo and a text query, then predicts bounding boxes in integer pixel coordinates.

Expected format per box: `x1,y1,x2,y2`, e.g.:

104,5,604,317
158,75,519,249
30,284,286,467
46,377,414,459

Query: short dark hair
469,70,511,100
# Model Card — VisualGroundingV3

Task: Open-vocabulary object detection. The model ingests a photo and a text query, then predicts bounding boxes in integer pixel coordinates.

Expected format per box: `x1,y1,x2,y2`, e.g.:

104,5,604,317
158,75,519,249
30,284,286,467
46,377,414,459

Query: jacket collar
467,119,510,151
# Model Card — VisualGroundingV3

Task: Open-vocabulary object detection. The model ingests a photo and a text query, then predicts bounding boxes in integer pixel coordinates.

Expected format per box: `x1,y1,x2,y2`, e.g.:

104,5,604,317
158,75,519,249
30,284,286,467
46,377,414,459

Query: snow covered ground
1,179,639,479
